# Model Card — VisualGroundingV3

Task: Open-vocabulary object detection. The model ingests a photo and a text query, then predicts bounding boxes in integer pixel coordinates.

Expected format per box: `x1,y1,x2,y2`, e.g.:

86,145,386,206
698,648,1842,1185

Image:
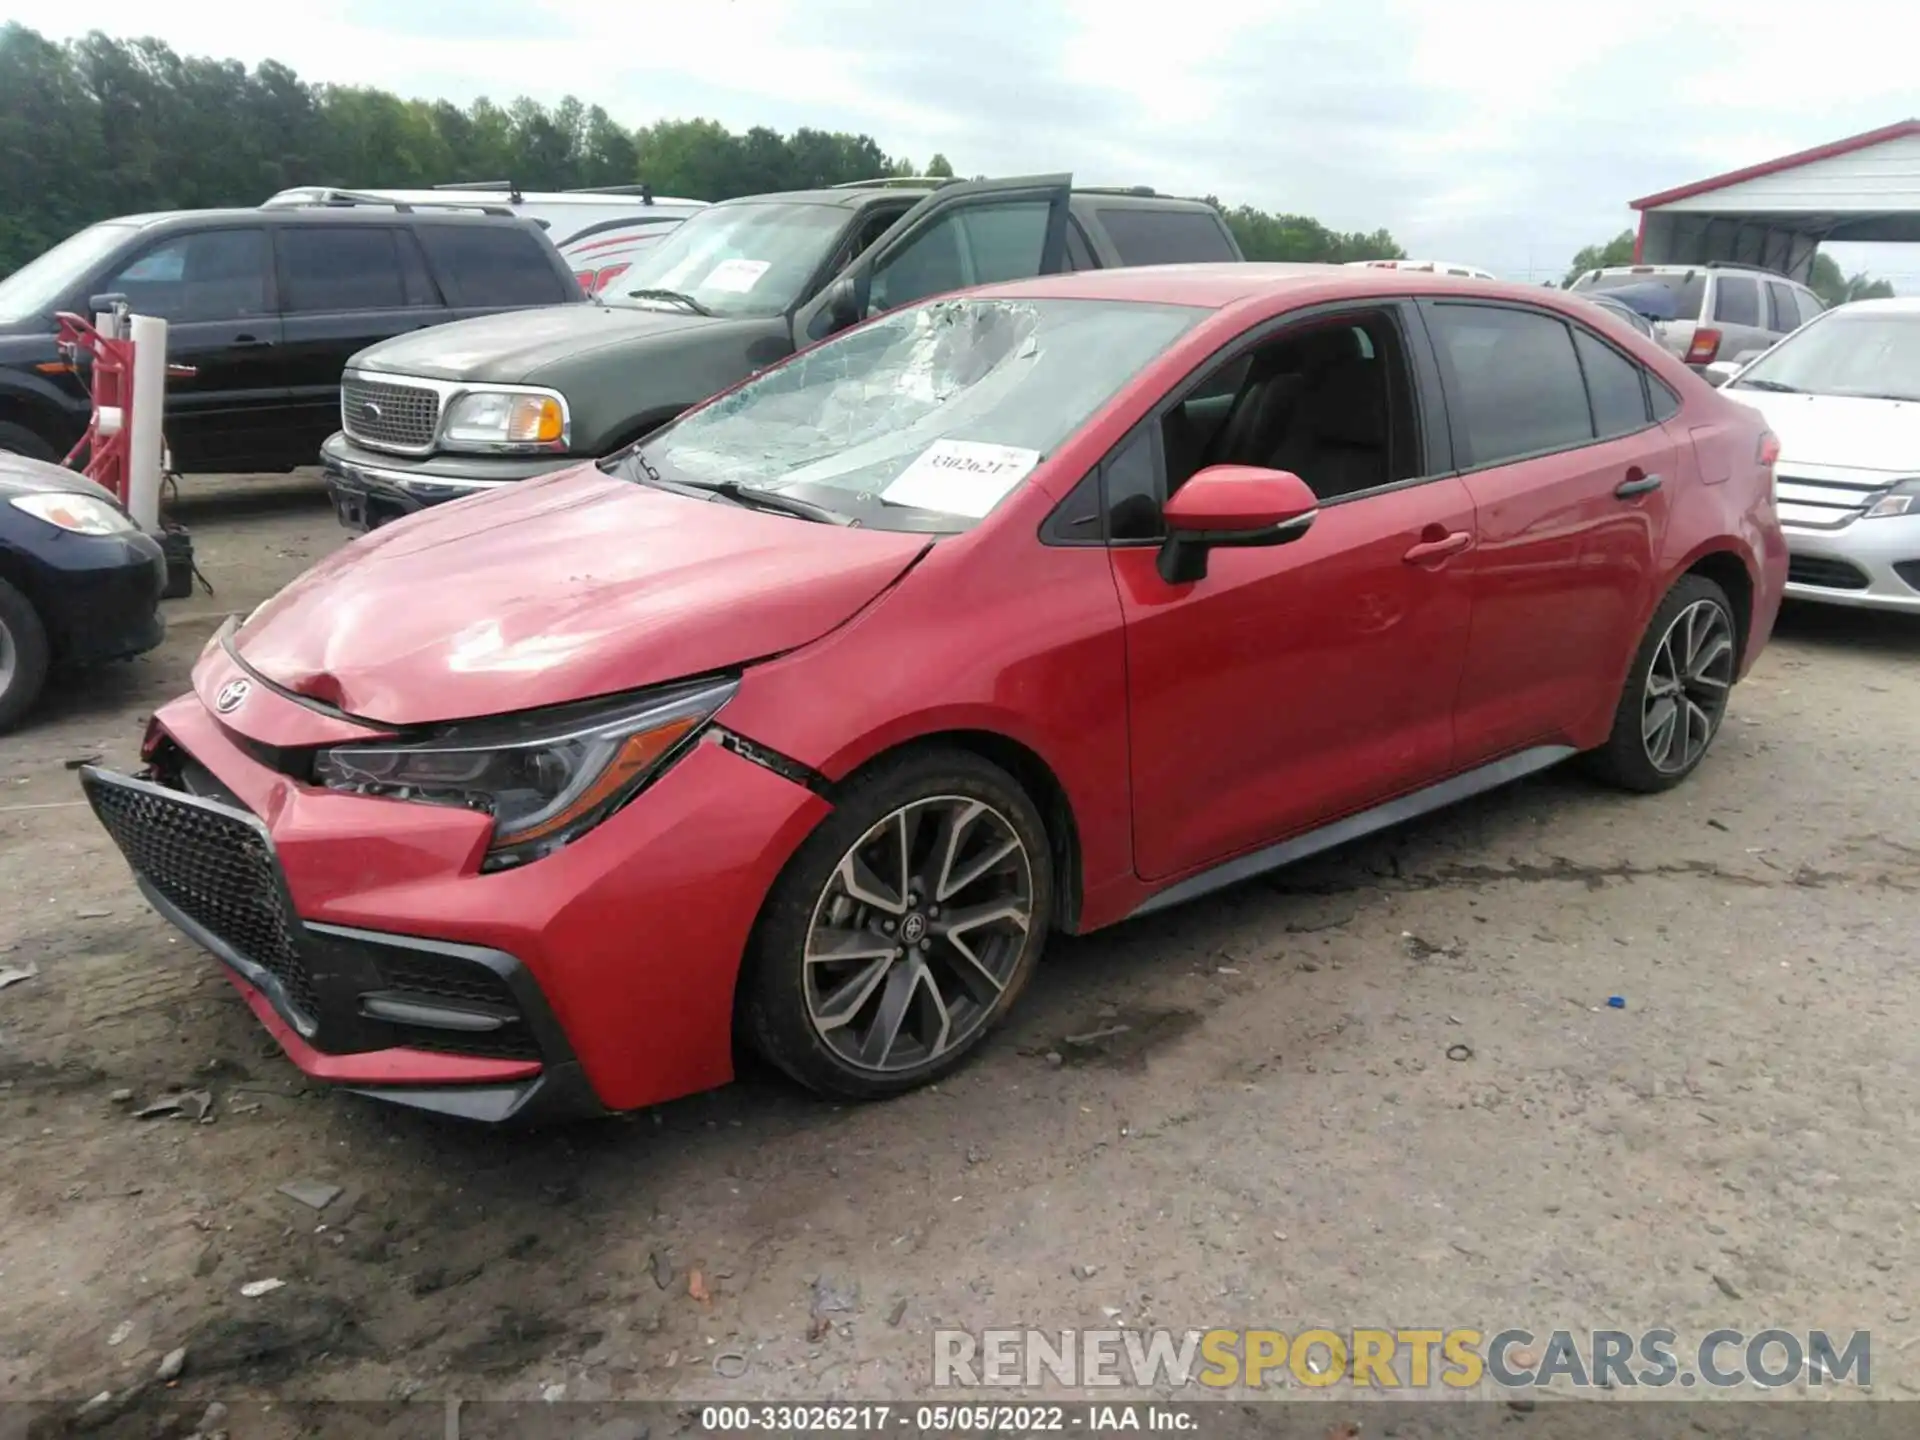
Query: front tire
1586,574,1738,793
0,577,51,734
742,748,1054,1100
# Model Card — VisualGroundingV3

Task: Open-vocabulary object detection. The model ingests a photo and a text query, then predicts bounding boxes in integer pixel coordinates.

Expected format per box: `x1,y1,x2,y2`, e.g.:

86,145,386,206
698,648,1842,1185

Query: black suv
322,174,1246,530
0,204,581,472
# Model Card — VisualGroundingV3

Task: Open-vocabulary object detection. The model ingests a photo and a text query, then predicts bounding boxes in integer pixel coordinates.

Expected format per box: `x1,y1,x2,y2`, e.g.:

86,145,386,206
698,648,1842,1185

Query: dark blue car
0,453,165,729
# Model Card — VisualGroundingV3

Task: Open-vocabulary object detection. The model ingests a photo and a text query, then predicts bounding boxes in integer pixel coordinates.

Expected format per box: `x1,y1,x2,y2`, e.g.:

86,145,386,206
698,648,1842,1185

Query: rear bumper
1782,516,1920,613
320,432,576,533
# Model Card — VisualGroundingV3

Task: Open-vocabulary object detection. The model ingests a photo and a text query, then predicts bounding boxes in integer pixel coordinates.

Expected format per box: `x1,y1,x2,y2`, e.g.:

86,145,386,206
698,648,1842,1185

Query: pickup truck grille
341,377,441,452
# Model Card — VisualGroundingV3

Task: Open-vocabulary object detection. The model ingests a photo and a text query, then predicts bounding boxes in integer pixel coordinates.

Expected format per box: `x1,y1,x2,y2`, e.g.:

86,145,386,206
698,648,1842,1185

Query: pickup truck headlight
10,492,136,536
1863,478,1920,519
440,388,570,454
312,678,735,870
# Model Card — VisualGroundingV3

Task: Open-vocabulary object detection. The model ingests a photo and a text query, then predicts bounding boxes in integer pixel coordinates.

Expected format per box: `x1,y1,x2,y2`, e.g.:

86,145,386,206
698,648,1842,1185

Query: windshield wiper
625,287,714,317
1734,378,1801,393
676,478,858,526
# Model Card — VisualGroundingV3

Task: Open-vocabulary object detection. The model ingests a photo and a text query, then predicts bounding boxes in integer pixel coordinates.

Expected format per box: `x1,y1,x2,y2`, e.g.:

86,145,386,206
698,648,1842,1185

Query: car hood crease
232,468,932,726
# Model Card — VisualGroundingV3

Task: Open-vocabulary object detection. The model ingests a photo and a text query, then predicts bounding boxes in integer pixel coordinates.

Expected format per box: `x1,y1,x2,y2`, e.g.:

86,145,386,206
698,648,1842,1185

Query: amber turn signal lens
506,395,565,444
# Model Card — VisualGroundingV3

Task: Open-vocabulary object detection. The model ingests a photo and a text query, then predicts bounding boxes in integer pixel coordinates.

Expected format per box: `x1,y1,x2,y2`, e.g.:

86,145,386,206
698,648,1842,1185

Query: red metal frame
54,311,135,507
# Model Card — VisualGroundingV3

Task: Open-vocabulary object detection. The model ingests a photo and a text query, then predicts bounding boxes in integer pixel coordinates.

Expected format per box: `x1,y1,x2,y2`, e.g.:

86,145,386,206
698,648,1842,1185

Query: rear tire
0,578,51,734
0,421,59,463
1585,574,1737,793
742,748,1054,1101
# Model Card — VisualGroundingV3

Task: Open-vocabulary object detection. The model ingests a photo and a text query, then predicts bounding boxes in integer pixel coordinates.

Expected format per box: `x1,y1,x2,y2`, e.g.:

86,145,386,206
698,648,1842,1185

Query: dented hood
231,466,929,726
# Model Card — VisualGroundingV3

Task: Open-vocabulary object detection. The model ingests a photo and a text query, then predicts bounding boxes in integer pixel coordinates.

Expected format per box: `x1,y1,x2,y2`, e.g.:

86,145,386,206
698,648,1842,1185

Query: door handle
232,334,272,347
1615,472,1662,498
1403,530,1471,563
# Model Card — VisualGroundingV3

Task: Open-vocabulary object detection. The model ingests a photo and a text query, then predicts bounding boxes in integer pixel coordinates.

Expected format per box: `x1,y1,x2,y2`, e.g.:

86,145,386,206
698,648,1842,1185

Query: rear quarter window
1094,207,1238,266
415,224,569,307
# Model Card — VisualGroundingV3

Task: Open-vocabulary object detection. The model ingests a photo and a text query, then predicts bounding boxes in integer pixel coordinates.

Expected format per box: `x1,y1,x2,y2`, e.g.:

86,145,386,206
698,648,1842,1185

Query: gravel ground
1,473,1916,1428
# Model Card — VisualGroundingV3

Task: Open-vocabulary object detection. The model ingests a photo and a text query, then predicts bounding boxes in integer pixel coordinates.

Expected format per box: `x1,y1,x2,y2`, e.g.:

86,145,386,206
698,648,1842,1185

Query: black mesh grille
85,776,319,1020
1894,561,1920,593
374,952,541,1061
1787,554,1870,590
341,377,440,450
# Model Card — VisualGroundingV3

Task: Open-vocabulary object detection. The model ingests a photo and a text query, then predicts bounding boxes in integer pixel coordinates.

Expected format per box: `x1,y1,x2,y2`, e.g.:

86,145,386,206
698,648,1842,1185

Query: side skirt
1128,745,1578,919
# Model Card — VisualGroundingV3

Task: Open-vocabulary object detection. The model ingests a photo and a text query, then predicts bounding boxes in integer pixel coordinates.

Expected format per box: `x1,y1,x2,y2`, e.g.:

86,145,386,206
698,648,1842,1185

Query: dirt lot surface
2,473,1917,1424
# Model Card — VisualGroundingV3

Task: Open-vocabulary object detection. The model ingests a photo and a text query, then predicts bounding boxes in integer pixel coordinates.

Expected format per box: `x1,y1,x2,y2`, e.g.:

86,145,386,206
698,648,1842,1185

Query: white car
1345,258,1494,279
1712,298,1920,612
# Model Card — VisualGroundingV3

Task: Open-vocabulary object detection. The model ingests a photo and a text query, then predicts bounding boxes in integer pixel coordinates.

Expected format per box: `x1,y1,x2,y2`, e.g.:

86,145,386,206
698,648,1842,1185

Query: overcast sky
6,0,1916,287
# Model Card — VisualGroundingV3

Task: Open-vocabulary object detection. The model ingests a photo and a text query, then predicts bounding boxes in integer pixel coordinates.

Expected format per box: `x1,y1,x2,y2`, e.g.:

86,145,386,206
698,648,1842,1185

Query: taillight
1685,328,1722,365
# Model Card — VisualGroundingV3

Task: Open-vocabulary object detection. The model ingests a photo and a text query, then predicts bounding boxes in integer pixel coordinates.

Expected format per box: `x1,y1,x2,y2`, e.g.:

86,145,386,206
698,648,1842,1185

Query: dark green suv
322,174,1243,530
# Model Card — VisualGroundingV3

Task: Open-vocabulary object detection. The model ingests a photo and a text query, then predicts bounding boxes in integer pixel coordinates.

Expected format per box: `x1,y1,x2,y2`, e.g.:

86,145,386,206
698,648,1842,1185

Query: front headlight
313,678,735,869
1863,478,1920,519
10,492,136,536
440,388,569,454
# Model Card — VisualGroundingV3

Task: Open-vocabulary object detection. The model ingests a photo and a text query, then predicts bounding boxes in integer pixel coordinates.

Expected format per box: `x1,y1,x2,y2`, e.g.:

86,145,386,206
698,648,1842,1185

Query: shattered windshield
633,296,1204,531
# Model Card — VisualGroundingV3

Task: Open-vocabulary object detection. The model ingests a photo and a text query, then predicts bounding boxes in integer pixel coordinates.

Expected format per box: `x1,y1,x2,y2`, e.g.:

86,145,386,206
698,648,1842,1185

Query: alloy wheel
1641,598,1734,774
803,795,1034,1075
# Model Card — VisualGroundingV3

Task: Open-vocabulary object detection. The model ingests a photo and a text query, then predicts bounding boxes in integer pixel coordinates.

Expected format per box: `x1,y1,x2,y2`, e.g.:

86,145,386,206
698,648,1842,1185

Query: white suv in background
1568,262,1824,372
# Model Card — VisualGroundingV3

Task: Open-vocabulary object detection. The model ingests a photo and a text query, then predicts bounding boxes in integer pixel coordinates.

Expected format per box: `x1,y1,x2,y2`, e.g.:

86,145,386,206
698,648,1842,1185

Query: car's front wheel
0,577,51,733
1587,573,1738,792
742,749,1053,1100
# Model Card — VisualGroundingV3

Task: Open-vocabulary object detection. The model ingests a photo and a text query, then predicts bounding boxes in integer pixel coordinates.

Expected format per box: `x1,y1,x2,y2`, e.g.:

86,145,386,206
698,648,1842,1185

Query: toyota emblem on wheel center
214,678,251,713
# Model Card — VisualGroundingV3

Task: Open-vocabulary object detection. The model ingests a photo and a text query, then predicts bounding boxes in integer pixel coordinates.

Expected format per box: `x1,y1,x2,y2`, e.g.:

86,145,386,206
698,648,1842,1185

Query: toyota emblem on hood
214,678,252,714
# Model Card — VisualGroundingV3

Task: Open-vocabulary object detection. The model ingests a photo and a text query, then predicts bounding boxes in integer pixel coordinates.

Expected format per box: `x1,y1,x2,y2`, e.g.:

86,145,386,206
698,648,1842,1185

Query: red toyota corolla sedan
83,265,1787,1122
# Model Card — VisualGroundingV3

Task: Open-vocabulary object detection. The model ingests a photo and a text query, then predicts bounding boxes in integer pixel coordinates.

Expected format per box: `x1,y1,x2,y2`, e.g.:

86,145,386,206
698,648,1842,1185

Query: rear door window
1712,275,1761,327
1793,288,1824,327
105,229,271,322
416,224,570,307
1572,329,1651,438
1095,207,1238,265
1428,303,1594,466
278,228,414,312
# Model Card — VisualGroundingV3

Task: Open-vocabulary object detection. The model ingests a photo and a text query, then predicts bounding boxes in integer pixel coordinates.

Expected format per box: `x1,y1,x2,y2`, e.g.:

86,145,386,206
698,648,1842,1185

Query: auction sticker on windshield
882,440,1041,517
705,258,771,293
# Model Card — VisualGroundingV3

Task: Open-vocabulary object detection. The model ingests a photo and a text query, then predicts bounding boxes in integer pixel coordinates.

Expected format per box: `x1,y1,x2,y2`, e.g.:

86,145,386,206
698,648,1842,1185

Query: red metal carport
1631,119,1920,285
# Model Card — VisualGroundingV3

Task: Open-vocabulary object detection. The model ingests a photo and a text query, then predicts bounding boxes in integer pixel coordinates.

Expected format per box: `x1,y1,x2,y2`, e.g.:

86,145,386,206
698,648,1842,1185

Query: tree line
1564,230,1896,307
0,23,1405,280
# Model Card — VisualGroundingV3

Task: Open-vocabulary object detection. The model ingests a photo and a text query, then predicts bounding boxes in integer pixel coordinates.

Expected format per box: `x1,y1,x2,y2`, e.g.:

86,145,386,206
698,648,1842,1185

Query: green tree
1563,229,1635,284
1214,203,1403,263
925,153,954,179
1809,252,1896,307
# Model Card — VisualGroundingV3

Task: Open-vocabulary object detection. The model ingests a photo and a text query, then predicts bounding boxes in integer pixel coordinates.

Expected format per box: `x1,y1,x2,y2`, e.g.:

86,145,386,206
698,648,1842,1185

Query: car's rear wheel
0,577,52,734
742,749,1053,1100
1586,573,1737,793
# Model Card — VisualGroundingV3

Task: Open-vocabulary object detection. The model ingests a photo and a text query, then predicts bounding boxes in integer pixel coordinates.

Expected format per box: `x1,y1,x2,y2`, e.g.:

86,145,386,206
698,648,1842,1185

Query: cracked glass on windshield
606,201,849,318
636,296,1204,530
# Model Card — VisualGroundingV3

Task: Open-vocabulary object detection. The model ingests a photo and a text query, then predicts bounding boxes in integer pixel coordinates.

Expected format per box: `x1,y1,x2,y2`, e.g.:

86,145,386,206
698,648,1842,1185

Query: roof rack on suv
433,180,525,202
1075,185,1159,197
1702,260,1790,275
564,184,657,202
277,187,518,217
830,176,957,190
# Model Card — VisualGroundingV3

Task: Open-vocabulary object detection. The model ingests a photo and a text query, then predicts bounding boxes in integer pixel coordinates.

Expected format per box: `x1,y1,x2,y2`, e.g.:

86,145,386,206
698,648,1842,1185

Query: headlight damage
313,678,736,869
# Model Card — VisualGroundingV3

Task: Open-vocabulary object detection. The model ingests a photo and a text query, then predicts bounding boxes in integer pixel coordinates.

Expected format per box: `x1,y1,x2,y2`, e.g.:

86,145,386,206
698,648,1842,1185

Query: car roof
969,262,1603,312
709,186,1225,213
